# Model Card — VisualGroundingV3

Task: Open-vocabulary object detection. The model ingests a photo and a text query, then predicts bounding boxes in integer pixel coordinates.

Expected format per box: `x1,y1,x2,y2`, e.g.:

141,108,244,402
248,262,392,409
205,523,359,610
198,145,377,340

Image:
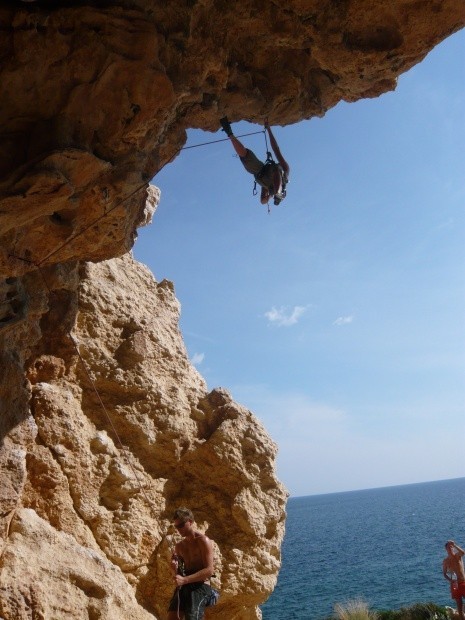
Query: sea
261,477,465,620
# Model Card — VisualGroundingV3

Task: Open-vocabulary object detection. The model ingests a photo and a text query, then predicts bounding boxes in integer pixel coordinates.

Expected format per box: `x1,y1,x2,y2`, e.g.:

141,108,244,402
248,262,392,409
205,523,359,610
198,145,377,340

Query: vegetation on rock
327,600,451,620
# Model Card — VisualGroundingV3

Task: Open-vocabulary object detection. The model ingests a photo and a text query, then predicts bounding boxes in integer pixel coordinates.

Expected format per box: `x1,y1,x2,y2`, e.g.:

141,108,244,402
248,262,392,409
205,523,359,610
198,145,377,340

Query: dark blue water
262,477,465,619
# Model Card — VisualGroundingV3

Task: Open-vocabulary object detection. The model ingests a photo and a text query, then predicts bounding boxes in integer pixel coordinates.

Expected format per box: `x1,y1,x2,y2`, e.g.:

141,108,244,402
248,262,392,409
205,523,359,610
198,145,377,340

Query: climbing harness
252,124,288,213
172,583,219,620
170,551,219,620
171,554,219,618
206,587,220,607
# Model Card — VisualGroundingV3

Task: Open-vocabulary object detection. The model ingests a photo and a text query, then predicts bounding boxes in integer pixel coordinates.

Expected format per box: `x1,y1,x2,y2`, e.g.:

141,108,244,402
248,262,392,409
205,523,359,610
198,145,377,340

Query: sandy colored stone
0,508,153,620
1,2,464,618
0,253,287,619
0,2,463,275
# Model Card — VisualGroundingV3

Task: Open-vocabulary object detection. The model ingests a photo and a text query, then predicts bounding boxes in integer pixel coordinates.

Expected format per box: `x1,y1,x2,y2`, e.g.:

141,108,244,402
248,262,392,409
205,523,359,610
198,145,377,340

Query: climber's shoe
220,116,233,136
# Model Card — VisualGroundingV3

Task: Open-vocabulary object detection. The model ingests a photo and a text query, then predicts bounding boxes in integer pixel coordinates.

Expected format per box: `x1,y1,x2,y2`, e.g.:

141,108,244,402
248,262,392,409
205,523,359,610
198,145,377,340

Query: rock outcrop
1,1,464,276
1,252,286,619
0,1,464,618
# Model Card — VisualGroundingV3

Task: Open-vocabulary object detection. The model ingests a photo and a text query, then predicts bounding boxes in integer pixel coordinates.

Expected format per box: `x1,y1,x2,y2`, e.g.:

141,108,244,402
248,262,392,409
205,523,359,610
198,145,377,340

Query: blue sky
134,30,465,497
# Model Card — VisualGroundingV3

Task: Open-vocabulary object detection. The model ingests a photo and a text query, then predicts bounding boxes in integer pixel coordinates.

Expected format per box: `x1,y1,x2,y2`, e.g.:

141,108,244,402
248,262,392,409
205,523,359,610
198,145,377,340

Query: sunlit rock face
0,253,287,619
0,1,464,618
1,1,463,274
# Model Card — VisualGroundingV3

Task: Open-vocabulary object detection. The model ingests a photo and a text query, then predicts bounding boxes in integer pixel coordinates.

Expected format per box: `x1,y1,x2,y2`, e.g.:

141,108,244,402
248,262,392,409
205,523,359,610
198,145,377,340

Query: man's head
172,507,194,534
446,541,455,554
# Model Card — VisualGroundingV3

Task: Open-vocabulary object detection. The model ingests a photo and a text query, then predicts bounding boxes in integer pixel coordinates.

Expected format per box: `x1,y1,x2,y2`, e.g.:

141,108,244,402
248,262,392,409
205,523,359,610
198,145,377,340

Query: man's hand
447,541,461,555
170,553,179,576
174,574,188,587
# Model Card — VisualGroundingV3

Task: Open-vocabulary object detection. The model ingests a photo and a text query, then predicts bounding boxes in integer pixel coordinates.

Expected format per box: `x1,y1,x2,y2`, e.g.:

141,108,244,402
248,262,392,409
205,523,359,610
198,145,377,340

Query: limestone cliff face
1,1,463,276
1,1,464,618
0,252,286,619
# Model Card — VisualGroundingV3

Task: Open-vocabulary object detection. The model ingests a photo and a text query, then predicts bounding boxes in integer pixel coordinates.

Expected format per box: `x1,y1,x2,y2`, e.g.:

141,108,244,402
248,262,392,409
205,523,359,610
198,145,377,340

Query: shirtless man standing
167,507,216,620
443,540,465,619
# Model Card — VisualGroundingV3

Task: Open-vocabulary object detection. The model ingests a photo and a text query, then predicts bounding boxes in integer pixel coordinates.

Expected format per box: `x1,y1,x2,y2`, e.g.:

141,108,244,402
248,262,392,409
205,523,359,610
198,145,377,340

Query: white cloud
333,315,353,326
191,352,205,365
264,305,307,327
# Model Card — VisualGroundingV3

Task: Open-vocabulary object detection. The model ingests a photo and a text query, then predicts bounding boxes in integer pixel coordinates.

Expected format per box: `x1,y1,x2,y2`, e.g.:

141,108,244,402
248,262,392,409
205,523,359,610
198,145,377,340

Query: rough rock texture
1,1,464,276
1,1,464,618
1,509,154,620
0,252,286,619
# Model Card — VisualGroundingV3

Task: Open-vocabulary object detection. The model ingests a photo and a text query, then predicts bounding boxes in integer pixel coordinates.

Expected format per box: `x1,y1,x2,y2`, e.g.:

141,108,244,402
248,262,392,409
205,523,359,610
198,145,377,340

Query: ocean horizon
290,476,465,500
262,477,465,619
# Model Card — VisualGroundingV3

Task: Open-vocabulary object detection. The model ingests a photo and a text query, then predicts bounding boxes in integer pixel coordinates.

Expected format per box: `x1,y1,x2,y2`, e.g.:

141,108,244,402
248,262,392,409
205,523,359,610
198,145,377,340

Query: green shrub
325,601,450,620
377,602,449,619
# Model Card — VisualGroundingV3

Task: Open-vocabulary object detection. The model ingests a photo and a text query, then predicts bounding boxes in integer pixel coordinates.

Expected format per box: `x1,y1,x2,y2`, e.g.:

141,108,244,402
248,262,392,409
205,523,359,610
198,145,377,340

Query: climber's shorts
240,148,264,176
450,581,465,599
168,582,213,620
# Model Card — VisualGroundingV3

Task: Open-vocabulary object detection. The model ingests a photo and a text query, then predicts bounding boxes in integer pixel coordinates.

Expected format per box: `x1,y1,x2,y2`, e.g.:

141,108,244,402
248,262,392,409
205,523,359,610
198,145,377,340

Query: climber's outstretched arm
266,123,290,175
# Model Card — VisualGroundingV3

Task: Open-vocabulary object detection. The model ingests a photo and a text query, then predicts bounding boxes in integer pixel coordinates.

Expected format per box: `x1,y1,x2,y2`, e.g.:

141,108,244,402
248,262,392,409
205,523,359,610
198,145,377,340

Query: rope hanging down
8,254,159,518
8,129,265,270
4,125,268,545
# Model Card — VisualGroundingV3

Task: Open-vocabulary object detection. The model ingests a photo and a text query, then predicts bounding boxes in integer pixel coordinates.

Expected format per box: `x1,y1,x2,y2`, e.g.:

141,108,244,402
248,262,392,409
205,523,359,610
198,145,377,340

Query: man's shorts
450,580,465,599
240,149,264,176
168,582,213,620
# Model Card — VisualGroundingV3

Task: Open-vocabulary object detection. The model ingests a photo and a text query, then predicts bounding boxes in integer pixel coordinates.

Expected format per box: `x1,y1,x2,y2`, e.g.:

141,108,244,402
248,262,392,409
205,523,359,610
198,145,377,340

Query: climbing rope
252,123,277,214
71,335,157,514
5,125,268,504
179,129,264,152
7,253,157,515
8,128,266,269
264,127,271,161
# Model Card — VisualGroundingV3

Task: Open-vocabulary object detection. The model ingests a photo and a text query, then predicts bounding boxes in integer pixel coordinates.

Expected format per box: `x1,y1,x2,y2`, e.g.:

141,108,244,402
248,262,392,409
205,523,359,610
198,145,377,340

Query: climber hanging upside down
220,116,290,206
